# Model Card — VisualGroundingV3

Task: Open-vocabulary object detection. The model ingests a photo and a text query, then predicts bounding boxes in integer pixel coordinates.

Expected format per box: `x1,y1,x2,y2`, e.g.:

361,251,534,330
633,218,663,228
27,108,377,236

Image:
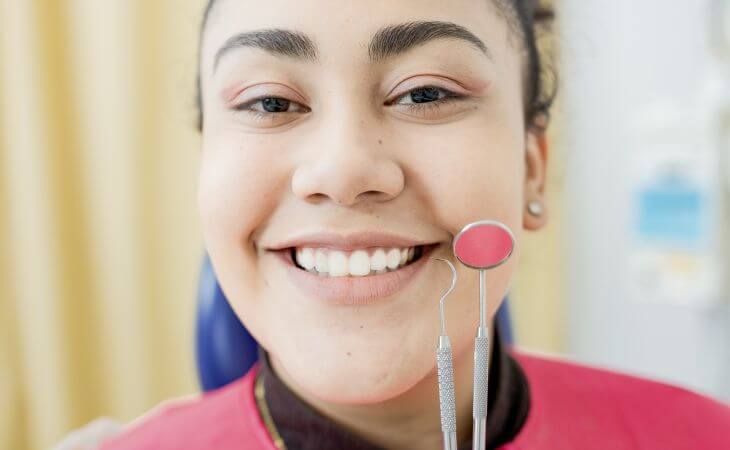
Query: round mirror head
452,220,515,270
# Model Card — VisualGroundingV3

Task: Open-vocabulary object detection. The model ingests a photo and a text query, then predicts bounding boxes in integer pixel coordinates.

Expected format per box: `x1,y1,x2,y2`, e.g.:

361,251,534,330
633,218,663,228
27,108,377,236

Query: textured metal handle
472,332,489,418
436,338,457,433
472,330,489,450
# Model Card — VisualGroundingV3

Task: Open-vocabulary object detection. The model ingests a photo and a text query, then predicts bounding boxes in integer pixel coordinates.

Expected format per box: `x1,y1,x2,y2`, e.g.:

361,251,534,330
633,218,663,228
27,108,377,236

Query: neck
268,326,496,450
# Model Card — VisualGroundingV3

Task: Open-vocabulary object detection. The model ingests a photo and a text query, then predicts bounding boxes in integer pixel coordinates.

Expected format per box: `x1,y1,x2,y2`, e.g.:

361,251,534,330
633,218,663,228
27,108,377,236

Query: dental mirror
452,220,515,450
452,220,514,270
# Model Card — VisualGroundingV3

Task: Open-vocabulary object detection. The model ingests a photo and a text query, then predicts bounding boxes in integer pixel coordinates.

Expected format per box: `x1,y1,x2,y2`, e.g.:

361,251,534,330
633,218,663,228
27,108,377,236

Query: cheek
197,133,290,313
403,117,525,236
198,133,288,248
402,116,525,327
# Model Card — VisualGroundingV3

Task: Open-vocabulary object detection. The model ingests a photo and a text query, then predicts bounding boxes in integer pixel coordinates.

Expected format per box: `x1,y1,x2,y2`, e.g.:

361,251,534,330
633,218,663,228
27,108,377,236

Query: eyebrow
213,20,492,71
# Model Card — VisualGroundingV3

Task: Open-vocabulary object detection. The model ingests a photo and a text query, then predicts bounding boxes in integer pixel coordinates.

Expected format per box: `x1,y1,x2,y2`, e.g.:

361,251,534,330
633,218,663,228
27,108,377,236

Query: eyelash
232,86,466,121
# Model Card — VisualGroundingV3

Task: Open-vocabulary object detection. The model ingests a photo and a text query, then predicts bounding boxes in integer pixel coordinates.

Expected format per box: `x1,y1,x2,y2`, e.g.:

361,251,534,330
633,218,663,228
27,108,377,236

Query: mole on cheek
378,139,382,145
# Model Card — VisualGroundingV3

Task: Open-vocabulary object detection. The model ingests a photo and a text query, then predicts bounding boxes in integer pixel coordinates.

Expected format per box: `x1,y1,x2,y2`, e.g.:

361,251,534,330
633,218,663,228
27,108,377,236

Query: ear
523,117,550,231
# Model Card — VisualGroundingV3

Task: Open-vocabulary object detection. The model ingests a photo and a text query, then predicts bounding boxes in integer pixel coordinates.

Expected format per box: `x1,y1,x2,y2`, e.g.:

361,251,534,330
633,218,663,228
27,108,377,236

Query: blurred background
1,0,728,449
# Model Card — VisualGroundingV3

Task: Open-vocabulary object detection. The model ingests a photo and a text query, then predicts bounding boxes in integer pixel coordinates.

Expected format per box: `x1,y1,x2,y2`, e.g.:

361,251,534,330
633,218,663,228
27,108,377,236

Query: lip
273,244,439,305
266,231,437,252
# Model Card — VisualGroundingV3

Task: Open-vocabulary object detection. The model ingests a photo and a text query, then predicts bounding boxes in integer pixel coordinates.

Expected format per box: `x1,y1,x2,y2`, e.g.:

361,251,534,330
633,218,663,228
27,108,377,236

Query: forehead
200,0,513,75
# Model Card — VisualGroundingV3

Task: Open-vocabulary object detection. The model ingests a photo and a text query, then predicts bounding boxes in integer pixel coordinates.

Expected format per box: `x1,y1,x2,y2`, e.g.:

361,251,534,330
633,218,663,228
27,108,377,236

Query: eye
389,85,468,116
229,85,468,124
232,96,310,122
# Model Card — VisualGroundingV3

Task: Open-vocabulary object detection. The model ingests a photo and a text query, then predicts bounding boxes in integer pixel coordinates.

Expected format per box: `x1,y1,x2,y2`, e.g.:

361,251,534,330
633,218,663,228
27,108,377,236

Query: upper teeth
295,246,417,277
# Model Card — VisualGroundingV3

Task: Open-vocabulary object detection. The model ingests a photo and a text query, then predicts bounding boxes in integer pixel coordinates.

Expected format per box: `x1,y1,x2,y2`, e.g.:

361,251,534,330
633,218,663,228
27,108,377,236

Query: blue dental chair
195,253,515,391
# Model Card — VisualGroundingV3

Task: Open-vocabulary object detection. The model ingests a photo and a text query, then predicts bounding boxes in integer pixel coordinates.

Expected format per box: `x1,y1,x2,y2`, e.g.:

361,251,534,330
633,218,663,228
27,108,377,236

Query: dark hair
195,0,557,133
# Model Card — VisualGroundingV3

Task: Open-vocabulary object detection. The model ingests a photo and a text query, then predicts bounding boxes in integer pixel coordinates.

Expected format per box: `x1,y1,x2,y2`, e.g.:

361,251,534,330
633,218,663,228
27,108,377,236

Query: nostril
357,190,395,203
303,193,330,205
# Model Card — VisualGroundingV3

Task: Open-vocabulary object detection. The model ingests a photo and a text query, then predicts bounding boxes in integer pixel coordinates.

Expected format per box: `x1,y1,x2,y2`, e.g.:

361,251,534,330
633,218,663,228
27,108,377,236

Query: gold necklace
254,371,288,450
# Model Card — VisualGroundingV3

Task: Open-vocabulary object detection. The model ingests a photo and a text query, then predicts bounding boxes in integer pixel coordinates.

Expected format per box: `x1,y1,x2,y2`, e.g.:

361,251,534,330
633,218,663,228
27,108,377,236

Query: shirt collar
256,322,530,449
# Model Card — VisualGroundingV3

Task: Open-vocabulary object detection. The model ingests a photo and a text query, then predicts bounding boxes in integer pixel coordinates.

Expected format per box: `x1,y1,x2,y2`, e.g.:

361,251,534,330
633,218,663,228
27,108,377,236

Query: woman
60,0,729,448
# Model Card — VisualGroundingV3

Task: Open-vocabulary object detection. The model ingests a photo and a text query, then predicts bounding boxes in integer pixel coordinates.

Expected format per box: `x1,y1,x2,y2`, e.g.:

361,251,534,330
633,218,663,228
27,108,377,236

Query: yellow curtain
1,1,206,448
0,1,562,449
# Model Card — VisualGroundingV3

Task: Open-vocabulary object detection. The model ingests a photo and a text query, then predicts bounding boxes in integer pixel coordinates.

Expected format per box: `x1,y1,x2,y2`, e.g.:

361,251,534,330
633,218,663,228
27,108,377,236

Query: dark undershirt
257,322,531,450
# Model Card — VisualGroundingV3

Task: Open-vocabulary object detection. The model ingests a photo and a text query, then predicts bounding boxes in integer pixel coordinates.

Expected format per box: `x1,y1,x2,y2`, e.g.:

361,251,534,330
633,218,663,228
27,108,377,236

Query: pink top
99,349,730,449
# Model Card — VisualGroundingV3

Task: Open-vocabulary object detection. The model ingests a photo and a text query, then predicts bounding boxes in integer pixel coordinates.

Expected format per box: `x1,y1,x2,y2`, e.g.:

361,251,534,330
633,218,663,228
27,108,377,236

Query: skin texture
197,0,549,448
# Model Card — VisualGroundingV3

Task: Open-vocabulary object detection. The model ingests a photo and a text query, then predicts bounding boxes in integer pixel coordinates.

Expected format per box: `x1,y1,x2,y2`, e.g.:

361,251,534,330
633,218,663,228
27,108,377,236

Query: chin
270,331,437,405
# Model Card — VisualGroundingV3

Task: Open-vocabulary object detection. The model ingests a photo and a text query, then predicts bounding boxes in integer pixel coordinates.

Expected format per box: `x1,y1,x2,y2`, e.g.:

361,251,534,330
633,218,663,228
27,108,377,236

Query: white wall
559,0,730,401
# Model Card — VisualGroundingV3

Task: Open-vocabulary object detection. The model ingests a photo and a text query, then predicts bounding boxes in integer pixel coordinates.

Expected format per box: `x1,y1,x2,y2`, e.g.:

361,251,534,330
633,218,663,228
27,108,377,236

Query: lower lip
272,245,438,305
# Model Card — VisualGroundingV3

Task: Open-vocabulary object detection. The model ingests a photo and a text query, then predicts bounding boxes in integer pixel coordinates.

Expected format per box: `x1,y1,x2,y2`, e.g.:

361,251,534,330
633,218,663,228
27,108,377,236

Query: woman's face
198,0,548,403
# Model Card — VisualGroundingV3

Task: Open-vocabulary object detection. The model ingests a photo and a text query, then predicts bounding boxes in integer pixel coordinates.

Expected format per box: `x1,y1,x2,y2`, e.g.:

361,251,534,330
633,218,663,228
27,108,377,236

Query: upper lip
267,231,439,252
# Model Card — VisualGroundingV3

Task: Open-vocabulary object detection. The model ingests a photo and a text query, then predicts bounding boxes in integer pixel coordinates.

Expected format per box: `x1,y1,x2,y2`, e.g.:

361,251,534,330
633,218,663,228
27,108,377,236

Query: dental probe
431,257,459,450
452,220,515,450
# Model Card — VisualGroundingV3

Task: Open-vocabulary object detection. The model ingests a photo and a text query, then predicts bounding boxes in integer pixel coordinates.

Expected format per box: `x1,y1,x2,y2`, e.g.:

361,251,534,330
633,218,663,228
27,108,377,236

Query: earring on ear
527,201,543,217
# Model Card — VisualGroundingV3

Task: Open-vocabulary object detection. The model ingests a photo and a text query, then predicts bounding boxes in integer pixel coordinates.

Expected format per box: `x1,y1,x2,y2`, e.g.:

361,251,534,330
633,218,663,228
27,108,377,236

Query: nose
291,115,405,206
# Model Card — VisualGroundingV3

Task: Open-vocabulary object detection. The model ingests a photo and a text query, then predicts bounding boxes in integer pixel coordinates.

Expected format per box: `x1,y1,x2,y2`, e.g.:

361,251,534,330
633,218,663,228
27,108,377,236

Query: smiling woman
62,0,728,449
195,0,540,424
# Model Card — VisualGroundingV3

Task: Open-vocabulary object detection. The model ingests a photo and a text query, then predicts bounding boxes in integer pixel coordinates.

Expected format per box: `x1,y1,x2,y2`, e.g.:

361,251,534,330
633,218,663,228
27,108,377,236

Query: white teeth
371,249,387,271
293,246,420,277
386,248,402,269
298,248,315,270
314,249,329,273
348,250,371,276
328,251,348,277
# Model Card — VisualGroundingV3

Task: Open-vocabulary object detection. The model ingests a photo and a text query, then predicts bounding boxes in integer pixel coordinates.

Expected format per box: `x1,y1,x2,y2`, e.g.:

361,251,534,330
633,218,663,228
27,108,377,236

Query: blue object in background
196,253,514,392
634,172,708,251
195,254,258,392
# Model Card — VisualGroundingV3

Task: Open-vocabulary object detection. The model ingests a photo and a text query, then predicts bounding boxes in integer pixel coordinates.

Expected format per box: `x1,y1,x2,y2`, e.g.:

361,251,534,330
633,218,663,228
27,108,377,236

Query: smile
291,245,425,277
273,244,439,304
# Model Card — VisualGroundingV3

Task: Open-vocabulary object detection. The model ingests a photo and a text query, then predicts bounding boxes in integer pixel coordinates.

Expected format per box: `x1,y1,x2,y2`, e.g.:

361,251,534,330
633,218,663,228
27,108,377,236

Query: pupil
262,98,290,113
410,87,441,104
